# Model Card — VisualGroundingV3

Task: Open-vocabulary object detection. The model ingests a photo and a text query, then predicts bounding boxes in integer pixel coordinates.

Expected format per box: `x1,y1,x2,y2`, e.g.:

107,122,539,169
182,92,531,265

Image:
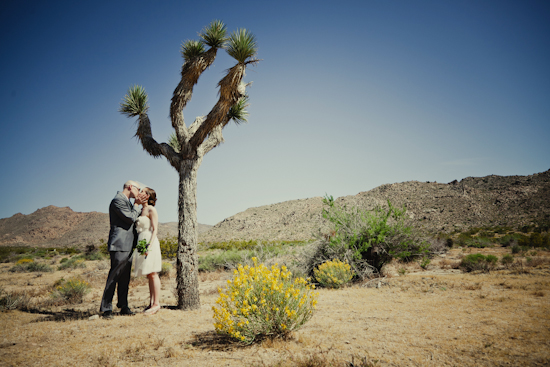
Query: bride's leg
147,274,154,308
151,272,161,307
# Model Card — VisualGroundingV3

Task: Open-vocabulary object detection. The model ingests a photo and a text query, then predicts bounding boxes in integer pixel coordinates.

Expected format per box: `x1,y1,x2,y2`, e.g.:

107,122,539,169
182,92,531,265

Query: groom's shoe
102,310,114,320
120,307,135,316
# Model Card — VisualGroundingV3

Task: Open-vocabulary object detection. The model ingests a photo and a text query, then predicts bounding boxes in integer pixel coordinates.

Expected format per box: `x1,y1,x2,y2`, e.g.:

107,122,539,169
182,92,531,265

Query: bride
134,187,162,315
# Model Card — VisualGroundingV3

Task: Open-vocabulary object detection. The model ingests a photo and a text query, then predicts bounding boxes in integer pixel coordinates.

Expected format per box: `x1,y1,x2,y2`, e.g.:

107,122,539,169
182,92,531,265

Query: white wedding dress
133,216,162,277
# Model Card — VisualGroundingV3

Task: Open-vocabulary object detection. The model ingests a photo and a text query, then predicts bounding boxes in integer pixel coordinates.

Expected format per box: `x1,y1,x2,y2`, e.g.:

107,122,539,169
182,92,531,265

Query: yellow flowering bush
314,259,353,289
213,258,318,344
16,258,34,264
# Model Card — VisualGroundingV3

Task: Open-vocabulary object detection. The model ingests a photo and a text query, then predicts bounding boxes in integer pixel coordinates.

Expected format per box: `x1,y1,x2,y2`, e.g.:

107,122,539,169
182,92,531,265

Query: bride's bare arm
149,207,159,243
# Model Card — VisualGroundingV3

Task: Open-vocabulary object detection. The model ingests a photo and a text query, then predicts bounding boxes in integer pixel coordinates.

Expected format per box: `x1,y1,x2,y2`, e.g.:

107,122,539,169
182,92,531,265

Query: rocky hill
1,170,548,247
0,206,212,248
199,170,550,242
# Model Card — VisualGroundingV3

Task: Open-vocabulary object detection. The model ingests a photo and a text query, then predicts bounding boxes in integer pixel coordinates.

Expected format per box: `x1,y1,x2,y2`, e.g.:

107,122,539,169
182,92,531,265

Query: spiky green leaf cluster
199,20,227,48
181,40,206,62
228,96,249,125
226,29,258,63
168,132,181,153
119,85,149,117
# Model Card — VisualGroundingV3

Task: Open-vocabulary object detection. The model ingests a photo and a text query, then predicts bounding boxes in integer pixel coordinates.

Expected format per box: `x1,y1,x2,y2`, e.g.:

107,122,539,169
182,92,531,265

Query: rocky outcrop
198,170,550,243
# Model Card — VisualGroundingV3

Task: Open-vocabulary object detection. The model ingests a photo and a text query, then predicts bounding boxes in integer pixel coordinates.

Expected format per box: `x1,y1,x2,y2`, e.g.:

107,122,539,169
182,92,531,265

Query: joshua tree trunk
175,159,201,309
119,21,258,310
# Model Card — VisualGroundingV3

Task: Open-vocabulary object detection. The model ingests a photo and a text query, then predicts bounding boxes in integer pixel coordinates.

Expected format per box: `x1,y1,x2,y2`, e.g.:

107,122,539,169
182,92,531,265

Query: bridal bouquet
136,239,149,256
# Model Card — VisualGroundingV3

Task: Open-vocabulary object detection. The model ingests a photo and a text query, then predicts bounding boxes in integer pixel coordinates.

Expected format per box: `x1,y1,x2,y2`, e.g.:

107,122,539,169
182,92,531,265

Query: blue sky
1,0,549,225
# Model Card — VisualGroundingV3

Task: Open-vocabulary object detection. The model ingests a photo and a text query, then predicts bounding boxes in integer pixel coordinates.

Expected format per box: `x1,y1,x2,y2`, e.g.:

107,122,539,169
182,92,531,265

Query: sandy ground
1,247,549,366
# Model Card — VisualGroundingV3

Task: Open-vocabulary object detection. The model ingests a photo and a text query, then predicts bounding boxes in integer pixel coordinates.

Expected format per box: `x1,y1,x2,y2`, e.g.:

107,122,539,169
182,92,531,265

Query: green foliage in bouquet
213,258,318,344
314,259,353,289
136,239,149,256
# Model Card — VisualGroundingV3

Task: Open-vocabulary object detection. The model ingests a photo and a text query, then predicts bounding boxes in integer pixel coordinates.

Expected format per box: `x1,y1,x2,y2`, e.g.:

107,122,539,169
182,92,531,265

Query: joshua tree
119,20,258,310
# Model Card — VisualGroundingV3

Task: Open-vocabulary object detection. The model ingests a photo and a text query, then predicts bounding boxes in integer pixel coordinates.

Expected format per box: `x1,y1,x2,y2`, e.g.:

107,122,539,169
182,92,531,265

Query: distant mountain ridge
199,169,550,242
1,170,548,248
0,206,211,248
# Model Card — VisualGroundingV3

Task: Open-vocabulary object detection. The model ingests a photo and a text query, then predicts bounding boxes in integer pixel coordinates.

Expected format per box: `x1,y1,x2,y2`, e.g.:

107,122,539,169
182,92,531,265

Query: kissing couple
100,180,163,319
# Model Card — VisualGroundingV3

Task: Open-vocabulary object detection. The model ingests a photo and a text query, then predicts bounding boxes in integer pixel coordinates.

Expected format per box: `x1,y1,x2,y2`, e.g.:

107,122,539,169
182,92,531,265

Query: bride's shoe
144,305,160,315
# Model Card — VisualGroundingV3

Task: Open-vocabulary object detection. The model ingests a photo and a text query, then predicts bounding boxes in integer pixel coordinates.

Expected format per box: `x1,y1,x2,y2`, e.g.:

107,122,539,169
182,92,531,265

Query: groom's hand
134,195,144,205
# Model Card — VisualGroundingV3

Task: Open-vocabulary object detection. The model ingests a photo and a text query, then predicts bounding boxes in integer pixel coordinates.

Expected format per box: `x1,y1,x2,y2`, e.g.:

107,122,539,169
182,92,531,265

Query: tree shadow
23,307,96,322
189,330,246,351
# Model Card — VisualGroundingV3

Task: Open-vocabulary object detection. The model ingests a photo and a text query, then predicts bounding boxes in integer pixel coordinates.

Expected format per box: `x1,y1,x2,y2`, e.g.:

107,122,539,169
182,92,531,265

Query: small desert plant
459,254,498,272
0,287,31,311
84,244,104,260
525,256,549,268
58,257,86,270
501,254,514,266
51,277,91,303
10,259,53,273
314,259,353,289
16,258,34,265
159,236,178,259
159,262,173,278
212,258,318,344
420,257,431,269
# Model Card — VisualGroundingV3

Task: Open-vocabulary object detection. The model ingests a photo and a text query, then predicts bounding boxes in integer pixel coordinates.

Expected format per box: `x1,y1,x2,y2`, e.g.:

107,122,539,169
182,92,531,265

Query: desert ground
1,246,549,367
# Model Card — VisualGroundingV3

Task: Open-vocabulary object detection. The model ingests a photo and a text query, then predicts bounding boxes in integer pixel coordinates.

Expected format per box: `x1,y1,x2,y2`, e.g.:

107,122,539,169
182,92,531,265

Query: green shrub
0,288,30,311
459,254,497,272
307,196,430,279
58,257,86,271
199,243,290,272
213,258,318,344
10,260,53,273
420,257,431,269
159,262,173,277
501,254,514,266
51,277,91,303
314,259,353,289
159,236,178,259
98,239,109,255
83,244,105,260
465,237,493,248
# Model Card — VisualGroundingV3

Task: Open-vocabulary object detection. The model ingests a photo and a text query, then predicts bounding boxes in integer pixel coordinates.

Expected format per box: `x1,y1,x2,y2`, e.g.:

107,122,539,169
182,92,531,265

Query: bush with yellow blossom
314,259,353,289
213,258,318,344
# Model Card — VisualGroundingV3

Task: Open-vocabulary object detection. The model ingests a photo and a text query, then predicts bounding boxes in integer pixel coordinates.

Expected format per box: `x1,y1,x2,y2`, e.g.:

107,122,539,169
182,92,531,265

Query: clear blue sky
1,0,549,225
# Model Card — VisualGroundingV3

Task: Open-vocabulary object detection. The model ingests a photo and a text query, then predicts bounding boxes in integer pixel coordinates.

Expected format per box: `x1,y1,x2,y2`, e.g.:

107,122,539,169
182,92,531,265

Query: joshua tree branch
199,121,229,156
136,114,181,169
188,64,246,149
170,48,218,146
188,116,205,139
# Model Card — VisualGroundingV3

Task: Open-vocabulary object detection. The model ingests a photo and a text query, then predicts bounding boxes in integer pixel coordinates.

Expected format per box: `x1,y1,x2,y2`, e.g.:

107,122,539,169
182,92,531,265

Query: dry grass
0,249,549,366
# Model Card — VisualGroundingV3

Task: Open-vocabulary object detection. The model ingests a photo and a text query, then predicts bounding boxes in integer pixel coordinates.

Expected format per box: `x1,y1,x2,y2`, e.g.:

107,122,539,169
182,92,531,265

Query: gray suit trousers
100,250,134,312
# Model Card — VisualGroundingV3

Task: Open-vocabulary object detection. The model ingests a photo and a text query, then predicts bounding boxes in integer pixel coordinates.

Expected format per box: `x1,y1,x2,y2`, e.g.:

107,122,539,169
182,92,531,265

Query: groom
100,180,147,319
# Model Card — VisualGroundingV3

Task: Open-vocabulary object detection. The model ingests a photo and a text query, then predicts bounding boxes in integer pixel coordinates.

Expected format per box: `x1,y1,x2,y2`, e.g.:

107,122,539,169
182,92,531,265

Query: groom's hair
123,180,140,191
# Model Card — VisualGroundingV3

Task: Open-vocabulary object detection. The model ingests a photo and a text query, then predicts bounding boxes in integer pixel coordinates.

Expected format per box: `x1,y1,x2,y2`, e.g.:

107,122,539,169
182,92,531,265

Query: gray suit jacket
107,192,141,252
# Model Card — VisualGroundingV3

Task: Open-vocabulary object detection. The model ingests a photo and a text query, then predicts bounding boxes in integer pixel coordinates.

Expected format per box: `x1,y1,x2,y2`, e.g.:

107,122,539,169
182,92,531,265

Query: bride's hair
144,187,157,206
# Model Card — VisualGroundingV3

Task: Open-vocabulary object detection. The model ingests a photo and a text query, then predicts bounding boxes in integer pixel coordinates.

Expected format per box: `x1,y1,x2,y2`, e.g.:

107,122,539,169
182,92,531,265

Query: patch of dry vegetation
0,247,549,366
